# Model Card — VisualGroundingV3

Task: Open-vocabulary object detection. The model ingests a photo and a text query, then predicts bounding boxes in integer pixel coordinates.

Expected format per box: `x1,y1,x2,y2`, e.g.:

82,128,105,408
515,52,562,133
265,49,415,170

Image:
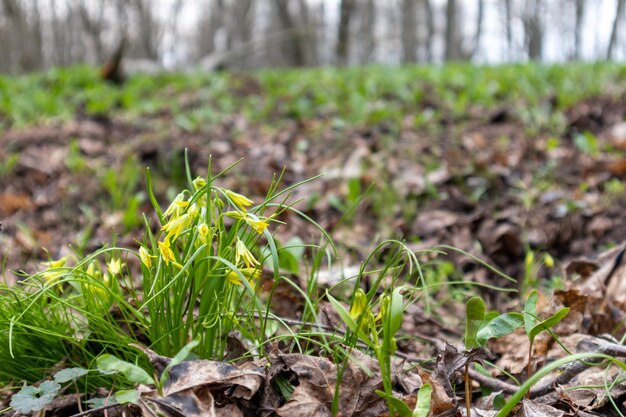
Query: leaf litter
1,72,626,416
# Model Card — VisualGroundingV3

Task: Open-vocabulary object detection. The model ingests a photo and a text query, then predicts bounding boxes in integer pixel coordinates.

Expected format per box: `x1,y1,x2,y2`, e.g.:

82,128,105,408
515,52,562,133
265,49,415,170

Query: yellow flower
161,205,198,241
235,237,259,268
139,246,156,268
197,222,211,244
158,239,176,265
225,190,254,212
350,289,368,321
192,177,207,191
40,256,69,283
107,258,123,276
225,211,270,234
245,214,270,234
226,267,261,286
163,192,188,219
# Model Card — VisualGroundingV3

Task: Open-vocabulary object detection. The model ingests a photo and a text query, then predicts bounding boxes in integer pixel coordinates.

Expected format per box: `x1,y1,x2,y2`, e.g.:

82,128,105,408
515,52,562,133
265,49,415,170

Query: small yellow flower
235,237,259,268
225,211,270,234
163,192,187,219
158,239,176,265
350,289,368,321
245,215,270,234
107,258,123,276
225,190,254,212
162,205,198,241
139,246,156,268
40,256,69,283
226,267,261,286
192,177,207,191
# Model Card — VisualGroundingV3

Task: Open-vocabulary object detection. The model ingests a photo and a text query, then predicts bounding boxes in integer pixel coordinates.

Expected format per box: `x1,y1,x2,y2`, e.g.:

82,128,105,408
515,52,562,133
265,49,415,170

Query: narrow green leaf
97,354,153,386
523,290,538,336
413,383,432,417
375,390,413,417
160,339,200,387
465,296,486,349
529,308,570,341
476,312,524,346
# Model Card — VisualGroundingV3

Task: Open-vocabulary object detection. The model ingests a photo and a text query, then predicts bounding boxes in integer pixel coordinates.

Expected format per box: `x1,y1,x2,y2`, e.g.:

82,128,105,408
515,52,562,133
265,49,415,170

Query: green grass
2,63,626,131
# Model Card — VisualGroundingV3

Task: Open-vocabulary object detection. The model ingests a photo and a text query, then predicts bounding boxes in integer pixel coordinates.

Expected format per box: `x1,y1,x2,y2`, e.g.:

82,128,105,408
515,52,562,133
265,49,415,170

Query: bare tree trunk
524,0,543,60
401,0,418,63
423,0,434,61
504,0,513,60
358,0,376,63
608,0,625,60
132,0,159,60
573,0,584,60
473,0,484,58
444,0,460,61
273,0,307,66
77,1,105,62
336,0,354,65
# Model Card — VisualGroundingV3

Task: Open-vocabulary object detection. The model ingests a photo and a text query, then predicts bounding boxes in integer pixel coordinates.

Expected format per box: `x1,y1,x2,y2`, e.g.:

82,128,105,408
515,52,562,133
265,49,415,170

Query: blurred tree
608,0,625,60
573,0,585,60
401,0,418,63
524,0,543,60
336,0,354,65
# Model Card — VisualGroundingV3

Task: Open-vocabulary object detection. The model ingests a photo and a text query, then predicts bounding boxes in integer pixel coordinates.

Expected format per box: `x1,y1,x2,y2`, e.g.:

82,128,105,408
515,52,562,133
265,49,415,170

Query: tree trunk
336,0,354,65
358,0,376,63
473,0,484,58
424,0,434,61
504,0,513,60
524,0,543,60
273,0,306,66
573,0,584,60
608,0,625,60
401,0,418,63
444,0,460,61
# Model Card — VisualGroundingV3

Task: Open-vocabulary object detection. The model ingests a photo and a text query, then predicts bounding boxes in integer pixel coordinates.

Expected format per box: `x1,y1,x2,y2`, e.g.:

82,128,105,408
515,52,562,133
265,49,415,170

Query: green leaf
160,339,200,387
476,312,524,346
389,286,405,336
529,308,570,342
327,291,376,350
523,290,538,336
375,390,413,417
115,389,140,404
97,354,154,386
414,383,432,417
10,381,60,413
465,296,486,349
53,367,89,383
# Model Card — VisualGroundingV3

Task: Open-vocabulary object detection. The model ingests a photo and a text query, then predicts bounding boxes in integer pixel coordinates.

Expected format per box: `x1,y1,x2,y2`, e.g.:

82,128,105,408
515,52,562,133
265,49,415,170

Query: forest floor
1,64,626,416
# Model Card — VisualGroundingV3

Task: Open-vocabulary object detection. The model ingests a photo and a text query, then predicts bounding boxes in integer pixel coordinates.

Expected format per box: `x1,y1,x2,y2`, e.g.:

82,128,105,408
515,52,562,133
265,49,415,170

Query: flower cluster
138,177,271,287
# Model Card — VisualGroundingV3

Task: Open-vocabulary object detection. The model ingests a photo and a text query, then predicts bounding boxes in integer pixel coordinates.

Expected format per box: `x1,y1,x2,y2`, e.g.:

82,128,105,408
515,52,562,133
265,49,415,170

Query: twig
68,402,123,417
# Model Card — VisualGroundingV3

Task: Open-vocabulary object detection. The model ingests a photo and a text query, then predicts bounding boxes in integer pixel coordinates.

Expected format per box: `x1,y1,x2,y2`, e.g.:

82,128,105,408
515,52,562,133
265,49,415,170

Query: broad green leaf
476,312,524,346
465,296,486,349
389,286,405,336
97,354,153,386
375,390,413,417
115,389,140,404
523,290,538,335
327,291,376,350
10,381,60,413
53,367,89,383
529,308,570,342
414,383,432,417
